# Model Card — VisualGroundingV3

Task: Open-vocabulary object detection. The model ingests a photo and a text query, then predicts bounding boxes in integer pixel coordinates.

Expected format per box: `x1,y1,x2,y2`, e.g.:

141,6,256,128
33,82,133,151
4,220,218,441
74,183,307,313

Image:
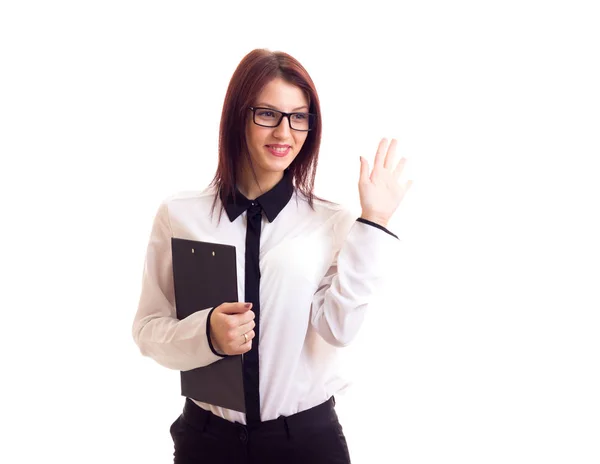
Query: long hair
208,48,331,223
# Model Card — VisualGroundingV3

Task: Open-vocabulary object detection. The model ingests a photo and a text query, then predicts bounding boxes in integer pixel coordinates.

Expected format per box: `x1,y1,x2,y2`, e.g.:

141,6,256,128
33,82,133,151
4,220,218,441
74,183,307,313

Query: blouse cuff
206,307,228,358
356,217,399,239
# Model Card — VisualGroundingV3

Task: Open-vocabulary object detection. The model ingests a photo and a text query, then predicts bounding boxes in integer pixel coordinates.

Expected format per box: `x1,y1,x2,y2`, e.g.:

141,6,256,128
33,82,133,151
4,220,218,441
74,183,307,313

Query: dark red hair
209,48,331,222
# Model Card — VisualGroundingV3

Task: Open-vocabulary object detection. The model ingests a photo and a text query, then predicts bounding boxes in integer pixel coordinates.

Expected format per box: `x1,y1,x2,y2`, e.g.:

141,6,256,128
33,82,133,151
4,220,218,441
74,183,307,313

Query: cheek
296,134,309,150
245,128,261,155
247,126,267,147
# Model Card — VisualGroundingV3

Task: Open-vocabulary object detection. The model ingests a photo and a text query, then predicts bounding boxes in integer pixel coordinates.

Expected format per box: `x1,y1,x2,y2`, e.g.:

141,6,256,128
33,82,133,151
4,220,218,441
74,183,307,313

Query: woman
132,48,412,464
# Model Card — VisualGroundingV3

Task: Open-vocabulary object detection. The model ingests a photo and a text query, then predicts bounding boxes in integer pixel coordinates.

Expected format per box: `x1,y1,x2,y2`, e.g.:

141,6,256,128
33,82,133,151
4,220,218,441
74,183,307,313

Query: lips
266,145,291,157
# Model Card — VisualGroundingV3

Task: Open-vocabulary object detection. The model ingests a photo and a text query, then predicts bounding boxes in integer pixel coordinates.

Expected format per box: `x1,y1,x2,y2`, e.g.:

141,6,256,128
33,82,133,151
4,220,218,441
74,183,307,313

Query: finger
230,338,252,355
235,329,256,346
240,330,256,343
234,310,255,326
384,138,398,170
239,339,252,354
224,330,254,355
238,331,255,351
238,319,255,336
374,138,388,172
359,156,370,183
393,157,407,179
219,302,252,315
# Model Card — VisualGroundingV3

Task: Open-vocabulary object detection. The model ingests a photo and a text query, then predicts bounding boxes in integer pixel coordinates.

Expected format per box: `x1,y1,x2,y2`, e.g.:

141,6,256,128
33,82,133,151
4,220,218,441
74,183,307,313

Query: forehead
255,77,308,111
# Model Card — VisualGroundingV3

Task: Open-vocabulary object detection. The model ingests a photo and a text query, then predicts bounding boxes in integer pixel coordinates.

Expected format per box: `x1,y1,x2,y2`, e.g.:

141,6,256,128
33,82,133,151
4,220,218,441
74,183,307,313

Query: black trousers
169,396,352,463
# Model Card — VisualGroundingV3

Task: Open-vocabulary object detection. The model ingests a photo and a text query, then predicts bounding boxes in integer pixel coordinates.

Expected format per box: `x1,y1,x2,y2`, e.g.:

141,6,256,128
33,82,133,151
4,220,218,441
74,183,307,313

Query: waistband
182,396,338,441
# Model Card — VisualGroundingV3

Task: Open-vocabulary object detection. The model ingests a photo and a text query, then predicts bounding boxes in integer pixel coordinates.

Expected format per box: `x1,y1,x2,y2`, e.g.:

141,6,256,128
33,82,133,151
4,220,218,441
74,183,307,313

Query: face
243,77,310,182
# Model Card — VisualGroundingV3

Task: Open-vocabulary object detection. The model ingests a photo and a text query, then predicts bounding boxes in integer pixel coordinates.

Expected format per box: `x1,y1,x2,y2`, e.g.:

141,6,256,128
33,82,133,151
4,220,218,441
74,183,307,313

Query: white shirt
132,174,400,424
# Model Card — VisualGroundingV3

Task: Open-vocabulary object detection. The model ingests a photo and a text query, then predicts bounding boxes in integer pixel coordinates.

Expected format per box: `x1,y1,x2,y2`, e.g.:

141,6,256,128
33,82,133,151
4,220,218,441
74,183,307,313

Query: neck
236,167,285,200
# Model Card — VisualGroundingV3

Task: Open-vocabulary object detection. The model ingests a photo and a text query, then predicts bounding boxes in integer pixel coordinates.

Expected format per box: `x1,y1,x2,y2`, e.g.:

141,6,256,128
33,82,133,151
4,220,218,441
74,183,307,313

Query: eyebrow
255,102,309,112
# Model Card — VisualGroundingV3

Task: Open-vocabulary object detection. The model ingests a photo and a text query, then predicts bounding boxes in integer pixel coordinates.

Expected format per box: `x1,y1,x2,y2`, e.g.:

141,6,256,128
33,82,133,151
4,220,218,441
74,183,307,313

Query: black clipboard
171,237,245,412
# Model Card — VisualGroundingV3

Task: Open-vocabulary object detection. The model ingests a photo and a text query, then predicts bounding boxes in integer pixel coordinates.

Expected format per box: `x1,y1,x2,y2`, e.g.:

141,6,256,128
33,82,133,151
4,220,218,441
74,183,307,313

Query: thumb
217,302,252,315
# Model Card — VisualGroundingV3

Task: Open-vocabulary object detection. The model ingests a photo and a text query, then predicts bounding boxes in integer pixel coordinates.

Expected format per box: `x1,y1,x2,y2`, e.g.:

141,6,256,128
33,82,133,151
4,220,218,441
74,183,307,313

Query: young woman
132,48,412,464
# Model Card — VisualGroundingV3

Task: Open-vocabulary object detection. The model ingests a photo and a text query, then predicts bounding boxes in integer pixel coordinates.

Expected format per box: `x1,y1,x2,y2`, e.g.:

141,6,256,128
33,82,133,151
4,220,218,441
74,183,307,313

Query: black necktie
243,201,262,423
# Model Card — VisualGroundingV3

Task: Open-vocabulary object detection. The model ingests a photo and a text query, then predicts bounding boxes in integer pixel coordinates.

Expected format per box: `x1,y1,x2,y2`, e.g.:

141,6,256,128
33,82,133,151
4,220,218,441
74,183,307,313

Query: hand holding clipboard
209,302,256,356
171,238,247,412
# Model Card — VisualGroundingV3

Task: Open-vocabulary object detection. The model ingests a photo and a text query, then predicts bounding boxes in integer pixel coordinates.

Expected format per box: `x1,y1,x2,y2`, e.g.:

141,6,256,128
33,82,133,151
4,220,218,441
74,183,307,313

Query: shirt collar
221,169,294,223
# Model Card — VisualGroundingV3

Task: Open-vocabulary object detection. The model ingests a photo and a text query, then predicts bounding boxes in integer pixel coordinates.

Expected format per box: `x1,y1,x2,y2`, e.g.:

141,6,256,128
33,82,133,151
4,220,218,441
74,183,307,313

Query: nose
273,115,293,138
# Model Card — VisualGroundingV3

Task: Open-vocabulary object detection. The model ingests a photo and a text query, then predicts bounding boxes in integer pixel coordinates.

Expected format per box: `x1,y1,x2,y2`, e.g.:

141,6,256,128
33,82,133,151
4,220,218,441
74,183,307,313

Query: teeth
269,146,289,152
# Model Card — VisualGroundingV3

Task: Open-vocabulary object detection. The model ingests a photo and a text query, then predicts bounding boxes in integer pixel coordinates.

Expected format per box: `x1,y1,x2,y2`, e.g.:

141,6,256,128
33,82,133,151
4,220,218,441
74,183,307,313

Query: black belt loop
283,417,292,440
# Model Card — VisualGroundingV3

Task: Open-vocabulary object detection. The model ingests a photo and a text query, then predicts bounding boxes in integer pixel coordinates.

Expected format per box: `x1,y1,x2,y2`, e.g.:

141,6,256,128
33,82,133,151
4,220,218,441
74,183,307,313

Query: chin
262,153,294,169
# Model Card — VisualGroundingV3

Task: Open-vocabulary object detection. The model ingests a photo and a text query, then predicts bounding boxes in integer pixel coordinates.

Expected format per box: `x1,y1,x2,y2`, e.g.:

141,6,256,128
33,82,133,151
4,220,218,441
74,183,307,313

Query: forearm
311,217,400,347
132,307,223,371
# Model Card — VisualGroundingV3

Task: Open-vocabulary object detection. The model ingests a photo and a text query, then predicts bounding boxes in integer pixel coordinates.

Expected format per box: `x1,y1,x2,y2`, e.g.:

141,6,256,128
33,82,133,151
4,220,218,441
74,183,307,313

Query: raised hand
359,138,413,227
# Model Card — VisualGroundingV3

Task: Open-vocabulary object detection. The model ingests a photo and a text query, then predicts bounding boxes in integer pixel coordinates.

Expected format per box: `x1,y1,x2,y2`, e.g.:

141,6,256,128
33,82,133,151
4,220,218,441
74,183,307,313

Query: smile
266,146,291,157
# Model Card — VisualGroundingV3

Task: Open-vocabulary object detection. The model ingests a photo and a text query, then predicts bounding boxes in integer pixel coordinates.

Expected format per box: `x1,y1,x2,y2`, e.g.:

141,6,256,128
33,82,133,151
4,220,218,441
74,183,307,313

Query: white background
1,1,599,463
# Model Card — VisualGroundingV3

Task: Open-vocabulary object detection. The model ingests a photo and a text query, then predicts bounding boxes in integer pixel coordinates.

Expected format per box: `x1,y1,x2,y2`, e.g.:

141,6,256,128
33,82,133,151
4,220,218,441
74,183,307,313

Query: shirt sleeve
309,209,400,347
131,201,224,371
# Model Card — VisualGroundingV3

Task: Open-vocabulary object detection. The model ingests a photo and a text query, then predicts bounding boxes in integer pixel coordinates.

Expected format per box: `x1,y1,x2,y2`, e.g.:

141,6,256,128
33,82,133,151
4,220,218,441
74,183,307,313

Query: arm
311,137,410,346
310,209,400,347
131,201,224,371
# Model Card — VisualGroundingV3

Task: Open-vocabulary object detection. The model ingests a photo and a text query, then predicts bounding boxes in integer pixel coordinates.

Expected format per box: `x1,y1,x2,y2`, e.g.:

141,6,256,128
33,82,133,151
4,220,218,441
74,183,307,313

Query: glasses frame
248,106,316,132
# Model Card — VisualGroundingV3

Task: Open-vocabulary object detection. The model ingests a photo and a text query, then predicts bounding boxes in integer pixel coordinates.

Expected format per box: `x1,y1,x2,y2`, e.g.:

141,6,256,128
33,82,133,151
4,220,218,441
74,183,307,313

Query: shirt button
239,428,248,443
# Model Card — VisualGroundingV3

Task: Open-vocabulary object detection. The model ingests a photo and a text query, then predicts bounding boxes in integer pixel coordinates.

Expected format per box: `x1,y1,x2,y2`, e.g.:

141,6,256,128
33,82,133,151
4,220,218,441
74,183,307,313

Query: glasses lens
290,113,313,131
254,109,282,127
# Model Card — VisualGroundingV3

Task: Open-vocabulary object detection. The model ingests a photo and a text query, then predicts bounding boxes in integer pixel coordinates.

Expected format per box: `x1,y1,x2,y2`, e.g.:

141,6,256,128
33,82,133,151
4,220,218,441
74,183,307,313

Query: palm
359,138,412,223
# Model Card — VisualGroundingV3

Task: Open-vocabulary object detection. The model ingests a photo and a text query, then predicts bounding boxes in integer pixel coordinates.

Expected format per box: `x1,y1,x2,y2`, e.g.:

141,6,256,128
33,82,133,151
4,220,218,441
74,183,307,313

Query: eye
258,110,276,118
292,113,308,120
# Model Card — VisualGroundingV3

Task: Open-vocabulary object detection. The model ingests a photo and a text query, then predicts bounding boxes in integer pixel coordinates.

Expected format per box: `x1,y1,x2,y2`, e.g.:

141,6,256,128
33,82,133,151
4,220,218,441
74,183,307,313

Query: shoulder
151,186,221,226
162,185,216,206
159,185,219,212
296,190,350,214
295,190,358,232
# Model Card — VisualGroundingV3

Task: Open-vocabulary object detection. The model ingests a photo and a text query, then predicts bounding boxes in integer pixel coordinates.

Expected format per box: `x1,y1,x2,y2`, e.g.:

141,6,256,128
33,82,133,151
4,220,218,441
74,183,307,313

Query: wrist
360,214,389,228
206,307,227,357
210,334,224,355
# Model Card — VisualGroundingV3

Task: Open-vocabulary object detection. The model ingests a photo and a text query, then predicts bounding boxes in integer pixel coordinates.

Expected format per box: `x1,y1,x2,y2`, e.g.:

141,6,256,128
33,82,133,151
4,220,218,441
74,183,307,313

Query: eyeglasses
248,106,316,131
